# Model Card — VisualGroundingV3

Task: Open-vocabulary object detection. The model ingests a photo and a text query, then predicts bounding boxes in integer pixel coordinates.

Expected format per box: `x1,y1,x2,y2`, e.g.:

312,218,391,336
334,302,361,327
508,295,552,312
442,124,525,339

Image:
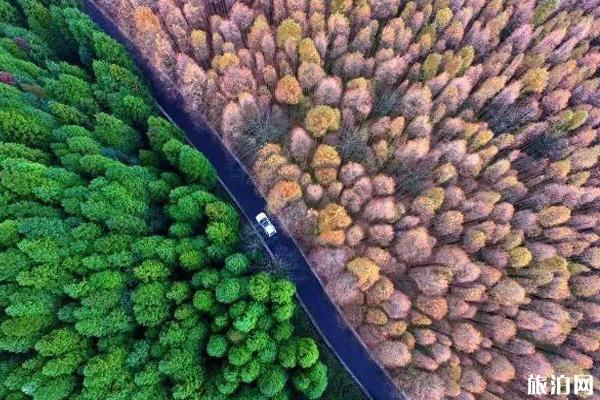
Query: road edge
79,3,407,399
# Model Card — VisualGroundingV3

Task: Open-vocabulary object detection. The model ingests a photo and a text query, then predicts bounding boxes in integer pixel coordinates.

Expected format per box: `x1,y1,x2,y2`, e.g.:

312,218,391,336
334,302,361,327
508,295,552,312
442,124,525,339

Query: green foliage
206,334,228,357
0,2,330,399
17,0,61,56
134,260,169,282
48,100,90,127
225,253,250,276
258,365,288,397
206,201,239,225
0,0,23,25
0,219,19,246
178,144,218,188
147,116,183,151
248,272,272,302
93,112,141,153
193,289,214,312
48,61,89,81
228,344,252,366
293,307,366,400
0,109,45,146
271,279,296,304
272,321,294,342
192,268,220,289
60,6,100,66
278,339,298,368
92,60,150,110
215,277,245,304
293,361,328,399
112,94,152,130
91,30,134,70
44,73,99,115
297,337,319,368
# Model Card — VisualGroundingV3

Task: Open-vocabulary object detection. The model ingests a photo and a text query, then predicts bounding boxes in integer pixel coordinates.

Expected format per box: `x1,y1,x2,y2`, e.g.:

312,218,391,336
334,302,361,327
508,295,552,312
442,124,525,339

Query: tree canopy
0,2,327,399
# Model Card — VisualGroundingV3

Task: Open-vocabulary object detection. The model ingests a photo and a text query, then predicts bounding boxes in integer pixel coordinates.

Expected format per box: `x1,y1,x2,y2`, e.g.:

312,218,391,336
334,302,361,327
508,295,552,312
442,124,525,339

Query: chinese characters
527,375,594,396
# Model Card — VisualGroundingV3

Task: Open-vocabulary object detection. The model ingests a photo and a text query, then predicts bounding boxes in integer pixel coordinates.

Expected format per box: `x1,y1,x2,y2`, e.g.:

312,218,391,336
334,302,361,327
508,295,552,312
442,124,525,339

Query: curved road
81,3,406,399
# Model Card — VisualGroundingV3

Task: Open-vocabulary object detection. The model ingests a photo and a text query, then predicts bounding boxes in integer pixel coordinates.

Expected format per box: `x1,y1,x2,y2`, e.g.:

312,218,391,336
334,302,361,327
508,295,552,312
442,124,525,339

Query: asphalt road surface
81,3,406,399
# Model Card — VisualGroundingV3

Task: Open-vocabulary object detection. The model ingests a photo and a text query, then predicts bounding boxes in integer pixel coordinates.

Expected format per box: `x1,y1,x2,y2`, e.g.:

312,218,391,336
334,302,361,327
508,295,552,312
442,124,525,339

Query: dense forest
92,0,600,398
0,1,341,399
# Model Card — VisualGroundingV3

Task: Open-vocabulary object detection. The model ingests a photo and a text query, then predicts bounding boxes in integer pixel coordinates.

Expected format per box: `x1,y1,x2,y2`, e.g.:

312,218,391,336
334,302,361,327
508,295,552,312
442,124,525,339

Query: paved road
81,3,406,399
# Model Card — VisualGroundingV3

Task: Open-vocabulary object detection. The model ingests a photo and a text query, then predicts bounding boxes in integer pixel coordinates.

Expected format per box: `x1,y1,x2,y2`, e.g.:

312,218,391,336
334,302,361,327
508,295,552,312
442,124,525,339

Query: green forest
0,1,365,399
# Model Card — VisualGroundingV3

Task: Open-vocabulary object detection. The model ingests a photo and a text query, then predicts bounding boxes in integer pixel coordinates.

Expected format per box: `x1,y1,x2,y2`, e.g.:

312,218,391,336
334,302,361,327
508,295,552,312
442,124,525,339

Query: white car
256,212,277,237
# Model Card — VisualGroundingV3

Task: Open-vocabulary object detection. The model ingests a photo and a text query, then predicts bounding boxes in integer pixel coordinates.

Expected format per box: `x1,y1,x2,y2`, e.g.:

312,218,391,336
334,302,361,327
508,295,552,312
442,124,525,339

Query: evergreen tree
0,2,327,399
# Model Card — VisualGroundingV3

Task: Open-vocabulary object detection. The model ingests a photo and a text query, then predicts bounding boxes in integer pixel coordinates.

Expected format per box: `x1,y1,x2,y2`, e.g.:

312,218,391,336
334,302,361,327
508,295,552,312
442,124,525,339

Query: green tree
44,73,99,115
207,335,228,358
296,338,319,368
293,361,328,399
0,0,23,25
258,365,288,397
248,272,271,302
215,277,245,304
0,109,45,146
0,3,328,399
93,112,141,154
